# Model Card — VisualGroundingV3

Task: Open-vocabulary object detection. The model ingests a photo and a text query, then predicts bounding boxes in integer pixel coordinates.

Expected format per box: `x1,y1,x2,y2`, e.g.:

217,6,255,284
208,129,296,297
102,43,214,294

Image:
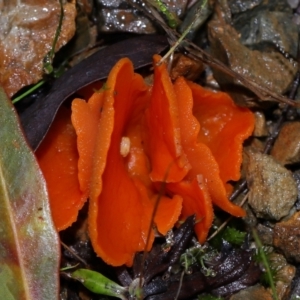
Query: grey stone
98,9,156,34
228,0,263,14
234,11,299,58
268,253,296,299
256,223,273,245
246,152,297,220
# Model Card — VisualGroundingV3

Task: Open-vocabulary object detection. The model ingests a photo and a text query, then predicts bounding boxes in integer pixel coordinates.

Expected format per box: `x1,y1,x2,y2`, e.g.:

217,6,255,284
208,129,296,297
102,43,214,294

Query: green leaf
0,88,60,299
71,269,127,299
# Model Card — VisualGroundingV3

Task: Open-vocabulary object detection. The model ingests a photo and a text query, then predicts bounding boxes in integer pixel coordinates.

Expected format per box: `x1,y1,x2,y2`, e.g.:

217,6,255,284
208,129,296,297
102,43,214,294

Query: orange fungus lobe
37,54,254,267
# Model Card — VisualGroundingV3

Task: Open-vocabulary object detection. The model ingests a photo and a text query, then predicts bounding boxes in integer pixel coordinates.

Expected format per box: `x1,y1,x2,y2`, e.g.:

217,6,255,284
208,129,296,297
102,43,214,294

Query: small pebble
230,284,272,300
246,152,297,220
256,223,273,245
253,111,268,137
274,211,300,263
271,122,300,165
268,252,296,298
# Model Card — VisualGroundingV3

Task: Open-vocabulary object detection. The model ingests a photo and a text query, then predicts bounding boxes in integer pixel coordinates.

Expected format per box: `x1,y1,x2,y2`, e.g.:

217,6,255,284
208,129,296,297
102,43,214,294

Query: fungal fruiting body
37,55,254,266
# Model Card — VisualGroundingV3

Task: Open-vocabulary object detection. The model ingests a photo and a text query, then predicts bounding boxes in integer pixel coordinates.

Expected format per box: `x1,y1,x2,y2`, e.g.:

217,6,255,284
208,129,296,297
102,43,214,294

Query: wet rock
241,139,265,178
273,211,300,262
97,0,187,17
97,8,156,34
0,1,76,97
228,0,263,14
231,0,293,15
207,15,298,107
170,53,204,81
253,111,268,137
277,265,296,298
242,203,258,229
268,252,296,299
230,284,273,300
256,223,273,245
271,122,300,165
97,0,126,7
96,0,187,34
246,152,297,220
233,11,298,58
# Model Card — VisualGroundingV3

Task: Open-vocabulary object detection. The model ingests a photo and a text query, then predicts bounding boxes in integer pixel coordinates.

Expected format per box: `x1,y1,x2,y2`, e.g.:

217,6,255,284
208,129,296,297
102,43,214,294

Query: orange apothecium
37,55,254,266
36,106,87,231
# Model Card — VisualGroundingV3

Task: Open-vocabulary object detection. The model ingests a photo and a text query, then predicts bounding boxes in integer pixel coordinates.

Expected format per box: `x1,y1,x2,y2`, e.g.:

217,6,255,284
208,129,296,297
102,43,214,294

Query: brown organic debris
207,17,298,107
0,0,76,97
170,53,204,81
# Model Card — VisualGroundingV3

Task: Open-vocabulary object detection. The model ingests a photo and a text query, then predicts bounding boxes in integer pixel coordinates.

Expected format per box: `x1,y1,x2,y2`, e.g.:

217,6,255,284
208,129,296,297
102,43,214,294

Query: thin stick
61,241,89,267
138,167,171,290
158,1,208,65
174,271,185,300
207,193,249,241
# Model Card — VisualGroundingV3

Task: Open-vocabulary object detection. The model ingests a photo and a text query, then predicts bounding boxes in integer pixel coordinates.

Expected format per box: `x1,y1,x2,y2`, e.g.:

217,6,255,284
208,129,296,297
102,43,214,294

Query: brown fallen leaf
0,0,76,97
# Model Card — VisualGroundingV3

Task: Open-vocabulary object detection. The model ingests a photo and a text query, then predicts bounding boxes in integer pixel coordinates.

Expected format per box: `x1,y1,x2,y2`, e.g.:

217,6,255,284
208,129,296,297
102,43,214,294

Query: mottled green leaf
0,87,60,299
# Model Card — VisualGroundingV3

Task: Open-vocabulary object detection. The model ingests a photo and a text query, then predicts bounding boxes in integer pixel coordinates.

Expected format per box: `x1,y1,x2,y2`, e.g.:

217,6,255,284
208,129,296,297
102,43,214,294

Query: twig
207,193,249,241
61,241,89,268
138,167,171,290
174,271,185,300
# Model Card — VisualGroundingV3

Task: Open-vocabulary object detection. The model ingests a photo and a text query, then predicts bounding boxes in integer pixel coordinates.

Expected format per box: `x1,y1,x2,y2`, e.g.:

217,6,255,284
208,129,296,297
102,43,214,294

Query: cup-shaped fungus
37,55,254,266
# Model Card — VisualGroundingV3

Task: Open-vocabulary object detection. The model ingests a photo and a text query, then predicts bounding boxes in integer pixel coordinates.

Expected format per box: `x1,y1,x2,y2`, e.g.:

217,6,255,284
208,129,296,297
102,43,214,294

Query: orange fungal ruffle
37,55,254,267
36,106,87,230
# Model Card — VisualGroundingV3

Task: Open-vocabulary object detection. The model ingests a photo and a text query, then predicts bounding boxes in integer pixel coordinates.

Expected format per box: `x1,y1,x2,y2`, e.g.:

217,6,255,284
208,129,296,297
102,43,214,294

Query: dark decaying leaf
0,87,60,299
139,225,260,299
145,244,260,300
20,35,168,151
142,215,196,284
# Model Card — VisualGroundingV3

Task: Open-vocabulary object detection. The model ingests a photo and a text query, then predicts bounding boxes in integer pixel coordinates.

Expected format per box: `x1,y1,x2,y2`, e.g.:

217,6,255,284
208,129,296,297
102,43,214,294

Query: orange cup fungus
36,55,254,266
